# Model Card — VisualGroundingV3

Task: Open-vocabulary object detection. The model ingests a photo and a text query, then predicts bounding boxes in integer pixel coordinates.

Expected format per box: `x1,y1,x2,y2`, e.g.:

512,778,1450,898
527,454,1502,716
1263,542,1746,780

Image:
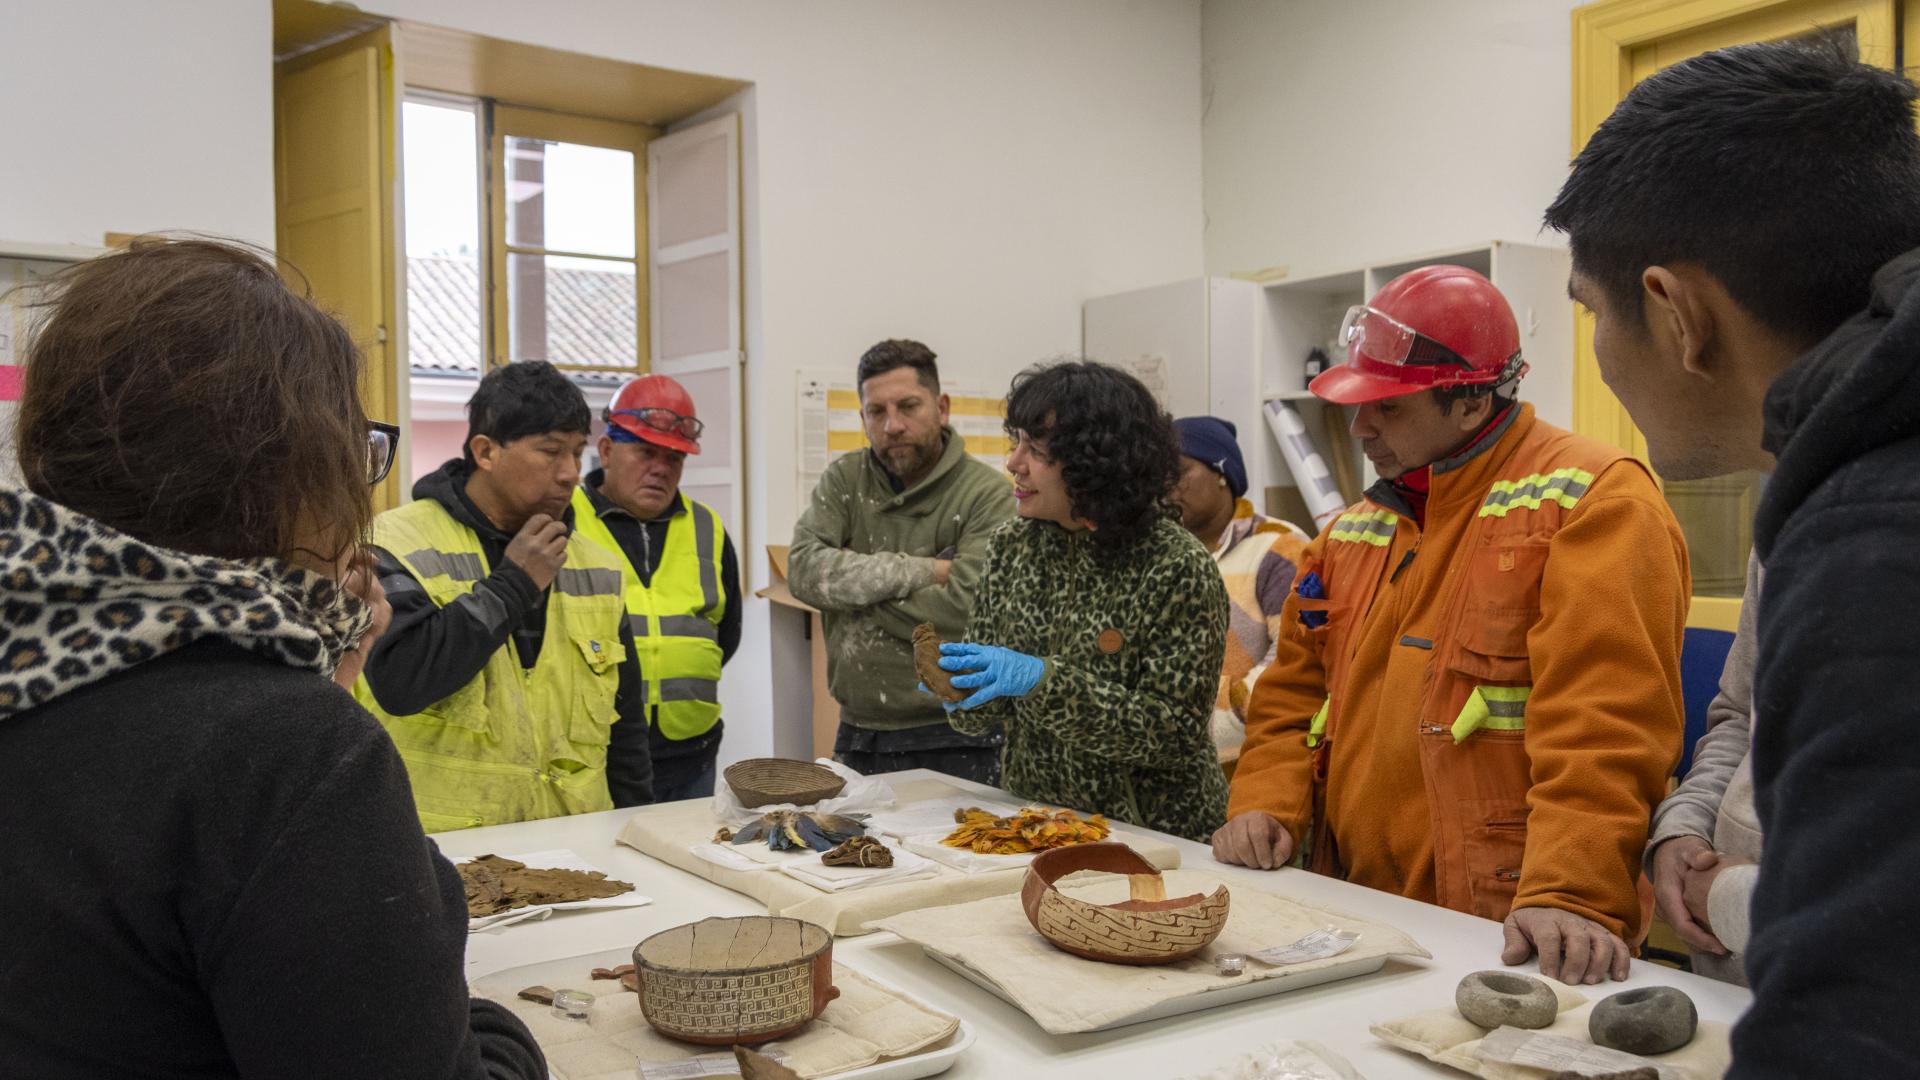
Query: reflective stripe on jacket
570,486,726,741
1230,404,1689,938
352,497,629,833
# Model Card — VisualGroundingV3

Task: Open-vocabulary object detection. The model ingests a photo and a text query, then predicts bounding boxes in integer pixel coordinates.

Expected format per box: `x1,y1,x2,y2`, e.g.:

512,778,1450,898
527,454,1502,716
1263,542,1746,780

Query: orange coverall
1228,404,1688,937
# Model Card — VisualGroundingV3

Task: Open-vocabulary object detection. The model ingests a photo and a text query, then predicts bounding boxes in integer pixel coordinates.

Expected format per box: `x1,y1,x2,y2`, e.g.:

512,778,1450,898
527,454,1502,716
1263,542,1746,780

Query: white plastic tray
472,946,974,1080
924,948,1388,1033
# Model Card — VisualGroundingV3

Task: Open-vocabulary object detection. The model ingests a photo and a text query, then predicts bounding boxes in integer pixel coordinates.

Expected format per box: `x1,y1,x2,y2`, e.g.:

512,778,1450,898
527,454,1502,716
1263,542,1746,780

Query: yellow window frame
484,104,660,375
1570,0,1902,632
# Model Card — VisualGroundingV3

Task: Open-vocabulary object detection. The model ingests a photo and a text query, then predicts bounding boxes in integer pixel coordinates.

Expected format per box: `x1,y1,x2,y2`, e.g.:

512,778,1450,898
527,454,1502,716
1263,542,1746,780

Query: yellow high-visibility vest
570,486,727,741
352,497,628,833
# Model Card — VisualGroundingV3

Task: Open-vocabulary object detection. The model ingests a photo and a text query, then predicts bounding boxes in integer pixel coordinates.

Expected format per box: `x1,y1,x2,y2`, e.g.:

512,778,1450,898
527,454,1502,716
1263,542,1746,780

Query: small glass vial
551,988,595,1021
1215,953,1246,977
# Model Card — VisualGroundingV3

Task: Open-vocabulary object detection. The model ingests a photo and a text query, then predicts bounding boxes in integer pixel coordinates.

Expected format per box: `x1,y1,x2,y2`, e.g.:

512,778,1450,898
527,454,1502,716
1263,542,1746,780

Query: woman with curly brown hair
938,360,1230,841
0,238,543,1078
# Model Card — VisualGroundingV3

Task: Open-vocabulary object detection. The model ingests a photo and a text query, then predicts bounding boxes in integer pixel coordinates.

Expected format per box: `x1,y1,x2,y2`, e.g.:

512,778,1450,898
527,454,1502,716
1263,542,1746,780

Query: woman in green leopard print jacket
939,362,1229,842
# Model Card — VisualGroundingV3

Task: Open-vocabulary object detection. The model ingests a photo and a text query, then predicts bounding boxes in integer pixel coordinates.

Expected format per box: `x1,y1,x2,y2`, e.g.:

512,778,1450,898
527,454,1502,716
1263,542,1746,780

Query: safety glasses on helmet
610,406,704,442
1337,304,1477,370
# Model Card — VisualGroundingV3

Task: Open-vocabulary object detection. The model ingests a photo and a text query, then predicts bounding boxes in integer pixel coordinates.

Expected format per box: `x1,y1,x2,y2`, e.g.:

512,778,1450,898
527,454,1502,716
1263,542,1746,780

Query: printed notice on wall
795,368,1010,510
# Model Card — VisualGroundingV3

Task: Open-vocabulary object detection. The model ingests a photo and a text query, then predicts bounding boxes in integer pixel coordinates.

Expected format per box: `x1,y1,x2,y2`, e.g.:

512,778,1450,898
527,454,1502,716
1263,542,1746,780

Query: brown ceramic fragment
457,854,634,919
733,1046,803,1080
913,622,966,702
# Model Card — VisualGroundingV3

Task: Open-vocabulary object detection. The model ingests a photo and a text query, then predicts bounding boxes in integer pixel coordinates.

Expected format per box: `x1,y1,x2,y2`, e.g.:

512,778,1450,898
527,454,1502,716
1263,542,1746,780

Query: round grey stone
1455,970,1558,1030
1589,986,1697,1055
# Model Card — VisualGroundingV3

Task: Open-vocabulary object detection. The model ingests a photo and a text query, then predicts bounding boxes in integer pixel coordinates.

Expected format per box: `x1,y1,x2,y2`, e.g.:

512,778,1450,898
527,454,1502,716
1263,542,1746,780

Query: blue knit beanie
1173,416,1247,498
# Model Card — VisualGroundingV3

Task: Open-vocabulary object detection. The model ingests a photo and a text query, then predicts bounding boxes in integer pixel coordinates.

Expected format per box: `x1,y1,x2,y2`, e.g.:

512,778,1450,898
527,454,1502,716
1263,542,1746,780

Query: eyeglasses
611,407,704,442
369,420,400,485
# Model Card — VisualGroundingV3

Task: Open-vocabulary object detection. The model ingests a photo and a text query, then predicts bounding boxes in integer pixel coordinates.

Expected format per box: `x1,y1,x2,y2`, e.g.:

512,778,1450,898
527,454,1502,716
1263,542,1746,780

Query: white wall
1201,0,1576,278
373,0,1207,765
0,1,276,248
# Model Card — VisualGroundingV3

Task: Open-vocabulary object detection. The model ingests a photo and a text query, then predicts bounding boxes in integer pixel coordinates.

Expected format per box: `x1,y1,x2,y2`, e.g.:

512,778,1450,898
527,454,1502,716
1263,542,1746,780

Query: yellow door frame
483,104,659,375
1570,0,1900,631
275,24,404,512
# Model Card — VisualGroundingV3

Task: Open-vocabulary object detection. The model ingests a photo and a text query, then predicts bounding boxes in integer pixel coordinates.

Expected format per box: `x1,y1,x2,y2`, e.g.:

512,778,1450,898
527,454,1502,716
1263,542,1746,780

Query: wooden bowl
632,916,839,1045
724,758,846,808
1019,842,1230,966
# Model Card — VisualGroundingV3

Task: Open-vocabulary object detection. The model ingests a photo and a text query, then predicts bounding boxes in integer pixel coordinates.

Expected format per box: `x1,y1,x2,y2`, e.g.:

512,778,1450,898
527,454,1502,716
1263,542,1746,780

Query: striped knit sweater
1207,500,1309,757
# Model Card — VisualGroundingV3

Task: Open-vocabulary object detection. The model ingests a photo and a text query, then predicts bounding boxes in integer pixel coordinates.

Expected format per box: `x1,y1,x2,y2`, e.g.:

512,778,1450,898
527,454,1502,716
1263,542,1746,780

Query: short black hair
1004,359,1179,554
1544,36,1920,347
464,360,591,465
857,338,940,397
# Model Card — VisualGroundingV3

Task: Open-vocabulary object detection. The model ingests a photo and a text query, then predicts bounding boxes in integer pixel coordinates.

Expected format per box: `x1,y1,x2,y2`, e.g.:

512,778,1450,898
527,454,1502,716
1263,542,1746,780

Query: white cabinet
1084,240,1570,512
1081,276,1267,486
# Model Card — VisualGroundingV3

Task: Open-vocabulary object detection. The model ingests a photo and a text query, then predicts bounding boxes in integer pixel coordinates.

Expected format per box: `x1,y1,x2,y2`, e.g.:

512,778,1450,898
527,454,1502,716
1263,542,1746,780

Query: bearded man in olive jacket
788,340,1013,783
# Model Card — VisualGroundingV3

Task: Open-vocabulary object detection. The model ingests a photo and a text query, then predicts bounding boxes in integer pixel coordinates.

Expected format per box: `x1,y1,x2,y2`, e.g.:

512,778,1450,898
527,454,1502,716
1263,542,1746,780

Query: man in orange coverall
1213,265,1689,985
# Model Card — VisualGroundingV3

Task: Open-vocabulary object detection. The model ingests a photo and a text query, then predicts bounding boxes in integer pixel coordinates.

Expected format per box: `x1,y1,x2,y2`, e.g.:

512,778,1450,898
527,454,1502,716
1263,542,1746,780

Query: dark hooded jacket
1733,250,1920,1076
363,460,652,805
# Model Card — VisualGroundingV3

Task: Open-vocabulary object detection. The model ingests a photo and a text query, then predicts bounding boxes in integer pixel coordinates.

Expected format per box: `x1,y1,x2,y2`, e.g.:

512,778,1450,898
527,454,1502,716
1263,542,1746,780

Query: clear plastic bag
1180,1039,1366,1080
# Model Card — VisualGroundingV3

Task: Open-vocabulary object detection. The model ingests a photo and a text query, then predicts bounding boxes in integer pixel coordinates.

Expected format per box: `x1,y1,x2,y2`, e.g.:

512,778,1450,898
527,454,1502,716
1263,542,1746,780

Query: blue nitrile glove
1297,571,1328,629
937,642,1046,710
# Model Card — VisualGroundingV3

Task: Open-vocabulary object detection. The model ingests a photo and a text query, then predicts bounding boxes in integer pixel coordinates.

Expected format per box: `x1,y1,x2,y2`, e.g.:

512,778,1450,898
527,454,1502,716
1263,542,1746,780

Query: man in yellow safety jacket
572,374,741,801
356,361,651,832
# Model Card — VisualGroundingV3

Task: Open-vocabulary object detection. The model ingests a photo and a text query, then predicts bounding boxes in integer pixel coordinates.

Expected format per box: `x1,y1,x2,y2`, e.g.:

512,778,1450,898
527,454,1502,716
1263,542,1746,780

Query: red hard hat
605,374,703,454
1309,265,1527,406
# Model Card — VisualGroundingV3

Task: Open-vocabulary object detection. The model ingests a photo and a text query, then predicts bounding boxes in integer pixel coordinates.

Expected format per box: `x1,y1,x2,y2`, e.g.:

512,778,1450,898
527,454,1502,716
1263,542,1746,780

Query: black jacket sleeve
361,545,542,715
606,616,654,806
202,689,545,1079
719,532,743,664
1732,500,1920,1076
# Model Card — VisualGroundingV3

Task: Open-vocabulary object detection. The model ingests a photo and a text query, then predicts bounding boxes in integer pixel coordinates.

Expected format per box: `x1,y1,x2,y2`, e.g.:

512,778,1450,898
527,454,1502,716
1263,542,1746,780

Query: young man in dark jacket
357,362,652,828
1545,37,1920,1076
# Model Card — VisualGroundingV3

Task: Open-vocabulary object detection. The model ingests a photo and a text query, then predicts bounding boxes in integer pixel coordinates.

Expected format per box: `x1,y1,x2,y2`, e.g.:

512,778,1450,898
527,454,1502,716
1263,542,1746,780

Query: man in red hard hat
1214,265,1691,985
572,373,741,801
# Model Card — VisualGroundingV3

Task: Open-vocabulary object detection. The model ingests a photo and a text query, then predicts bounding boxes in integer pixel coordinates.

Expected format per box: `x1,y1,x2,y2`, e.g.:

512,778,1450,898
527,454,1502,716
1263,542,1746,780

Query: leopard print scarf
0,489,373,718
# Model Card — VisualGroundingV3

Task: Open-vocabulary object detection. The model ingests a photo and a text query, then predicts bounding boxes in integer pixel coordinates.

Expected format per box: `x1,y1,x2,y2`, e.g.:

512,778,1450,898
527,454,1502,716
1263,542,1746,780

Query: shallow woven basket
1020,842,1231,966
724,758,846,808
633,915,838,1045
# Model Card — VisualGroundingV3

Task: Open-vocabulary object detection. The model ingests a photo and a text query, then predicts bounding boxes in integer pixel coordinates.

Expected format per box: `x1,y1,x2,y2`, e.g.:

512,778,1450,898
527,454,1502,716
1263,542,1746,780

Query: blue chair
1675,626,1736,776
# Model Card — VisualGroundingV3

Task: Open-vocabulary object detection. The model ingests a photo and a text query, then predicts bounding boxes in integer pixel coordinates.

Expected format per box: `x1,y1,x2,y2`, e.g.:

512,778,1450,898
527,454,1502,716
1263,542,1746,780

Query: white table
439,769,1750,1079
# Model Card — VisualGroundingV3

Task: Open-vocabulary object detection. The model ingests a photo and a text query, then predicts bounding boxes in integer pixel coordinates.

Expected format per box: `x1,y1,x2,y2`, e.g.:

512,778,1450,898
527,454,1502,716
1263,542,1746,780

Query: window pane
654,130,729,248
1664,471,1763,599
402,100,482,377
657,251,731,360
505,136,635,257
670,366,733,470
508,253,637,369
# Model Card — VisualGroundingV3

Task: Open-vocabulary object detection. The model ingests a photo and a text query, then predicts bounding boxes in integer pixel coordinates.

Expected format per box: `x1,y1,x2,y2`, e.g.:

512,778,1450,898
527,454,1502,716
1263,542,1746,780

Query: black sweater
0,640,543,1078
1732,250,1920,1076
